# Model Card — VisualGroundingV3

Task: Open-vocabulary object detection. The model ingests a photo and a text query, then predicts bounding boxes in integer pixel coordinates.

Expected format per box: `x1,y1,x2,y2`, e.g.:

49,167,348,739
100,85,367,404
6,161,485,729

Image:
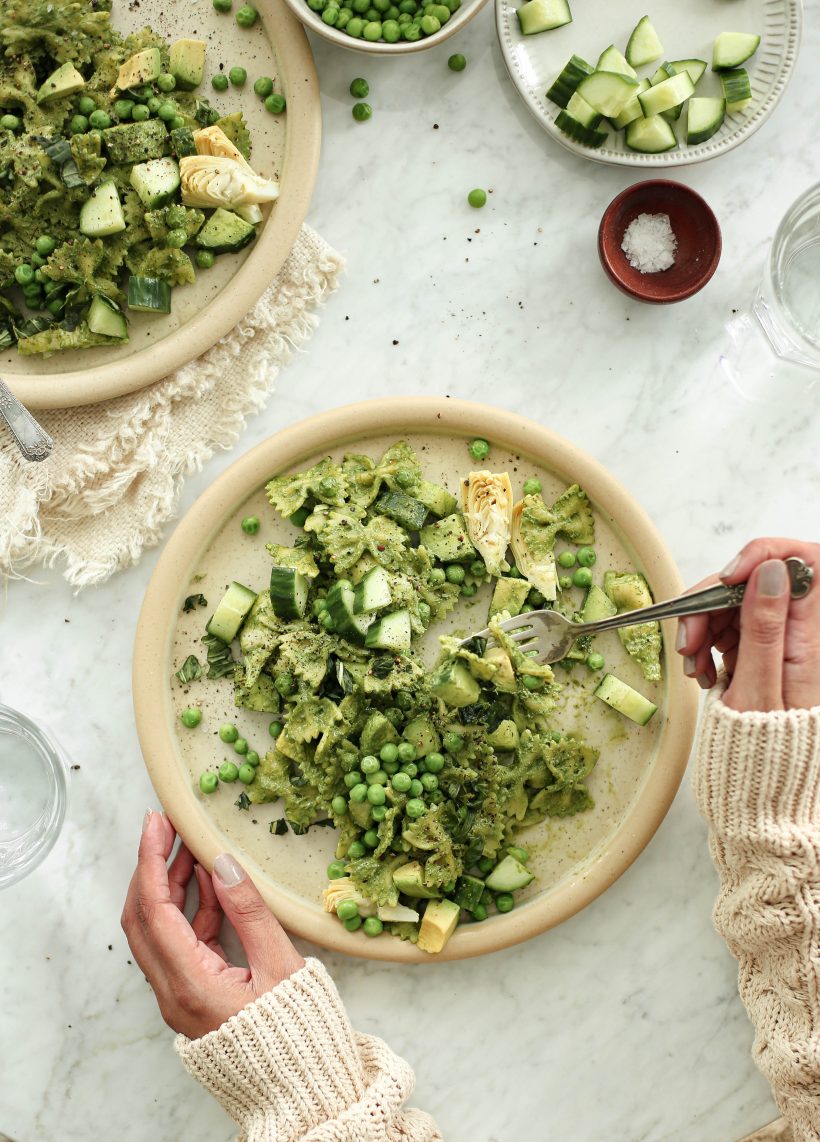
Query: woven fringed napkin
0,224,343,588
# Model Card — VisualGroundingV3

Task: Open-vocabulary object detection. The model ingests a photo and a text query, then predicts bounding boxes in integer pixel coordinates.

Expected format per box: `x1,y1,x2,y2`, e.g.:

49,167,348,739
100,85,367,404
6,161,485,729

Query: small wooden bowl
598,180,722,304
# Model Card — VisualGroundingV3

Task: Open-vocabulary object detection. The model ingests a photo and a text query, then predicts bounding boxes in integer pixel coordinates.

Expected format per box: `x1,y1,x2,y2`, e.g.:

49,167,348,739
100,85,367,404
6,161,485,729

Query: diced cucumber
102,119,168,164
612,78,650,129
712,32,761,71
195,208,256,254
364,609,412,651
555,110,608,148
687,96,726,144
576,71,640,118
625,15,663,68
269,565,309,620
596,45,637,80
430,658,481,707
130,157,180,209
545,54,594,109
566,90,603,129
87,295,127,340
650,62,674,86
516,0,572,36
489,576,531,618
581,584,617,624
668,58,708,87
625,115,677,154
170,126,198,158
353,565,392,614
206,581,258,642
594,674,657,726
326,580,373,644
419,513,477,563
720,68,752,112
127,276,172,314
638,71,695,117
415,480,457,517
79,181,125,237
485,855,534,893
454,875,485,912
373,489,429,531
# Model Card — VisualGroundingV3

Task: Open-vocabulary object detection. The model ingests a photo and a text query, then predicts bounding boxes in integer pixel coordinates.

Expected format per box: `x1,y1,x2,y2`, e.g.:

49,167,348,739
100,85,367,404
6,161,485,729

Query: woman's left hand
122,810,304,1040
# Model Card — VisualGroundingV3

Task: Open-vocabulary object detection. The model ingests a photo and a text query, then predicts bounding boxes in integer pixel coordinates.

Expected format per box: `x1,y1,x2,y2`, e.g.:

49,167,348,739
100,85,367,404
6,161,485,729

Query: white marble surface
3,3,820,1139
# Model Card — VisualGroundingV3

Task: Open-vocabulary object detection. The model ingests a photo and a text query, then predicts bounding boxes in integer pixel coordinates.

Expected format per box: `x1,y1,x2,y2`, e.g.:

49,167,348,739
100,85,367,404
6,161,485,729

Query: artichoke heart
511,498,558,601
180,154,279,209
193,125,253,168
460,470,513,576
322,877,377,917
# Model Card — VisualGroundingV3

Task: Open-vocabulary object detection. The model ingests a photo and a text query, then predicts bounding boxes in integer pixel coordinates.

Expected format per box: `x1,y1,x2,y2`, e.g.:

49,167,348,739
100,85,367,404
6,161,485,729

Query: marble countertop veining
2,3,820,1139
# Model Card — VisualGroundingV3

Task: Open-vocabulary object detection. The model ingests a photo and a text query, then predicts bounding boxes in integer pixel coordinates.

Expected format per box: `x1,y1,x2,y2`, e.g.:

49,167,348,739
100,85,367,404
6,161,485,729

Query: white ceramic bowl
282,0,488,54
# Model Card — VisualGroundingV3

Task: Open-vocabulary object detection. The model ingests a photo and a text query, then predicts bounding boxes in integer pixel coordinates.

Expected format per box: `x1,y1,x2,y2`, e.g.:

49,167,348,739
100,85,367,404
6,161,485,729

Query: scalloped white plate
496,0,802,167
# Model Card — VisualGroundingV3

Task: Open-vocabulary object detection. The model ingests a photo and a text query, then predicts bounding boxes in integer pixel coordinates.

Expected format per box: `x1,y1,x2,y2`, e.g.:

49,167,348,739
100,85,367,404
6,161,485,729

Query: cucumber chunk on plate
638,71,695,117
130,156,181,210
269,565,309,620
555,109,608,148
545,54,593,108
668,58,707,87
566,90,603,128
594,674,657,726
353,565,392,614
596,45,637,80
516,0,572,36
485,855,534,893
720,68,752,112
87,295,127,340
365,609,412,651
625,15,663,68
712,32,761,71
127,276,172,314
79,181,126,238
625,114,677,154
195,208,256,254
576,71,639,118
207,581,258,643
687,96,726,144
612,78,650,129
326,580,373,644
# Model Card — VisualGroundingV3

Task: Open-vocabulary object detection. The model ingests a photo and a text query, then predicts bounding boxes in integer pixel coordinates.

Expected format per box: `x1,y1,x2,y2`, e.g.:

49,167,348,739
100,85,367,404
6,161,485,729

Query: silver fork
459,556,814,665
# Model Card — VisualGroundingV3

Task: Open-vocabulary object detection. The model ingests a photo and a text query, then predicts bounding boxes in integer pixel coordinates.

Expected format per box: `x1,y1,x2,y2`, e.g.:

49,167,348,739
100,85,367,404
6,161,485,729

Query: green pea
265,93,286,114
77,95,96,115
349,782,368,803
318,475,338,498
30,253,45,268
429,567,446,585
14,264,33,285
407,779,422,798
212,73,230,91
365,769,388,786
557,550,575,569
347,15,365,34
336,8,351,26
229,66,247,86
236,3,259,24
213,0,232,10
114,98,135,119
471,903,488,921
577,546,596,568
522,477,542,495
147,96,162,113
367,783,386,806
0,113,21,132
507,564,522,578
347,840,366,858
507,846,529,863
246,750,260,767
448,52,466,71
420,772,438,792
362,829,379,848
343,914,362,931
336,899,358,921
47,297,64,316
431,4,449,20
424,751,444,773
476,855,494,874
572,566,593,588
199,772,219,794
559,575,573,590
522,675,543,692
391,771,412,793
132,103,150,122
370,804,387,821
208,108,220,124
405,798,426,819
43,280,62,296
319,611,335,634
397,741,416,762
379,742,399,764
157,102,177,122
327,859,347,879
344,770,363,788
418,601,431,624
218,760,239,782
445,563,465,584
233,737,248,755
352,101,372,121
468,188,487,208
365,6,380,17
88,109,111,129
399,0,417,11
268,719,283,737
238,762,255,784
219,723,238,743
360,754,380,774
157,73,176,92
69,114,89,134
401,761,418,778
586,652,605,671
443,731,463,753
495,892,514,913
254,76,274,97
274,671,296,696
180,707,202,728
362,20,382,38
420,13,440,32
461,582,477,597
166,227,188,249
468,437,489,460
33,269,46,284
528,590,546,607
331,794,348,815
469,560,485,578
363,916,383,937
241,515,260,534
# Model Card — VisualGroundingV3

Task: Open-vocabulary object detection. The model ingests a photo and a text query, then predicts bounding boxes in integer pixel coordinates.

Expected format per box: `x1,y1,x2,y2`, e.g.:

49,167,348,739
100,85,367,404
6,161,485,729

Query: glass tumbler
0,704,68,889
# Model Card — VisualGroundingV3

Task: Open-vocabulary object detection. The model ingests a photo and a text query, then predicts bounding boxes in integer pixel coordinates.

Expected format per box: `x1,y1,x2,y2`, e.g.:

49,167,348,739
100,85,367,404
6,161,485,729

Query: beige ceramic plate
5,0,320,410
133,398,698,962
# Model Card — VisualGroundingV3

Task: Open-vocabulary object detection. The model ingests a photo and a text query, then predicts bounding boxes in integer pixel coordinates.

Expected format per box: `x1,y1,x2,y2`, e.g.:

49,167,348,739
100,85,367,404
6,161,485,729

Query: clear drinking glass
0,704,68,889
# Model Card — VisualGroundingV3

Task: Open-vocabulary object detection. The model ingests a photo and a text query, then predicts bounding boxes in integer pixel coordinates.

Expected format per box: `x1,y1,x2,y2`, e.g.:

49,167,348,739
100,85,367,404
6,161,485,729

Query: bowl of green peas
281,0,488,53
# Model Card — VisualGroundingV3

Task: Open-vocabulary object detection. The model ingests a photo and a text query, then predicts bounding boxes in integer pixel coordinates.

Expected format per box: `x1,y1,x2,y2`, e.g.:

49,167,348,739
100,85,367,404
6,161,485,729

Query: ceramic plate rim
495,0,803,168
133,397,699,963
5,0,321,410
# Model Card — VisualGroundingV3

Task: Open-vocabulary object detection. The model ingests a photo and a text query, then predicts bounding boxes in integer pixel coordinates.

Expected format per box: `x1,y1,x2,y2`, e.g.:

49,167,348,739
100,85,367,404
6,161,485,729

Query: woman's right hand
676,538,820,713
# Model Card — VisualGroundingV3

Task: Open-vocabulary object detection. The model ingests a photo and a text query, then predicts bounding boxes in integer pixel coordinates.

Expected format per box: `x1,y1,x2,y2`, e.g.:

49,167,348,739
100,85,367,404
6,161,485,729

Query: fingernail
719,554,741,580
214,852,245,887
142,808,153,834
676,621,689,653
697,673,712,689
758,559,788,597
683,655,696,677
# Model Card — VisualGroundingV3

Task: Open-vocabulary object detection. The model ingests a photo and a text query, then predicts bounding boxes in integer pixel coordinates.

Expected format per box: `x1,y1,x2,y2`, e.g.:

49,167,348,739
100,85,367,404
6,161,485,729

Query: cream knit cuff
693,684,820,834
175,958,367,1139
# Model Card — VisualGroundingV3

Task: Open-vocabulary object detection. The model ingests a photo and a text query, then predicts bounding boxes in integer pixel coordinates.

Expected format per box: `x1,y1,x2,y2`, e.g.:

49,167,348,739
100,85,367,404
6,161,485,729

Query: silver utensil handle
0,378,53,462
582,557,813,636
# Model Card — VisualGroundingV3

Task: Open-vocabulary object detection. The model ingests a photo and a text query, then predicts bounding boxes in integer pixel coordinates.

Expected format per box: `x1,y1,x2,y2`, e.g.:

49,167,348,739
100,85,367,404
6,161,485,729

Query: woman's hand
676,538,820,713
122,810,305,1040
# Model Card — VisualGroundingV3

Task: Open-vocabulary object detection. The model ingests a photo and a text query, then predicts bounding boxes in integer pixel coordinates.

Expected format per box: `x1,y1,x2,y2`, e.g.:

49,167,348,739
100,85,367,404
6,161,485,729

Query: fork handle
580,556,813,637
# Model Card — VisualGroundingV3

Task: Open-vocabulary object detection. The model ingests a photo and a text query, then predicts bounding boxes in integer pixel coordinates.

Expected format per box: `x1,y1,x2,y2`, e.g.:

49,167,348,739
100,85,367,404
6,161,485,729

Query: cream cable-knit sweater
176,690,820,1141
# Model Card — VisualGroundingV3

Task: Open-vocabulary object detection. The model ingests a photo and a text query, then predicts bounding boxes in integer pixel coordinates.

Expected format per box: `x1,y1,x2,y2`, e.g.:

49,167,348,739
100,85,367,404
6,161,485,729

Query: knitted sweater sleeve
174,957,442,1142
693,685,820,1140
